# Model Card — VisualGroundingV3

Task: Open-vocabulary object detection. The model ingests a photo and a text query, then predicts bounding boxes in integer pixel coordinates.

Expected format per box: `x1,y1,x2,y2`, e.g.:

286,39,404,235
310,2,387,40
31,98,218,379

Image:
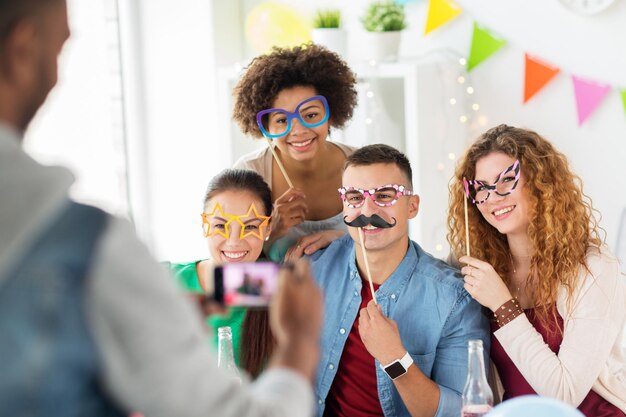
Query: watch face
558,0,616,15
384,361,407,379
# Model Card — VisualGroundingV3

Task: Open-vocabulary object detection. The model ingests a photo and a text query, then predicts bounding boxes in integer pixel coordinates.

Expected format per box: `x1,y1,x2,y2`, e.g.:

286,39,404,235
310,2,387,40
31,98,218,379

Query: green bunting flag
467,22,507,72
621,89,626,117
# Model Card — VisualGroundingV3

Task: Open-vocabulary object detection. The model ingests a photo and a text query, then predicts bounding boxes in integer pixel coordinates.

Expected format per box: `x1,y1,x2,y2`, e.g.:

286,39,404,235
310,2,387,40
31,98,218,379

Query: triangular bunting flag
572,76,611,125
524,53,560,104
621,89,626,117
424,0,462,35
467,22,507,72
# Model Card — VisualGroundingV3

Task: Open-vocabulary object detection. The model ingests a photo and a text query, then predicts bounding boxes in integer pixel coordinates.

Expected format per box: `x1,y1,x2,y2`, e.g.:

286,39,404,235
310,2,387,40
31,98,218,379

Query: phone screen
214,261,279,307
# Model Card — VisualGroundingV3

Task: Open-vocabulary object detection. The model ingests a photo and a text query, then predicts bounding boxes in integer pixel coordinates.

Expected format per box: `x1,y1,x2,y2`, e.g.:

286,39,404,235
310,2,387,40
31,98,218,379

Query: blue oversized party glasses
256,95,330,139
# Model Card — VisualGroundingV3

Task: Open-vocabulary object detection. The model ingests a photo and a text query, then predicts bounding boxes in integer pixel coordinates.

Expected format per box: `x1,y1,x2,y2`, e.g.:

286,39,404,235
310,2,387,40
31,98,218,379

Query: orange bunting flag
523,53,560,104
467,22,507,72
424,0,462,35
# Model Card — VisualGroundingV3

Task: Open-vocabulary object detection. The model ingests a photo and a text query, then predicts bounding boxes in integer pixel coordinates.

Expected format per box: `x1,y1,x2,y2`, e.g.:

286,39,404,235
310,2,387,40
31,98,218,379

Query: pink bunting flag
572,75,611,126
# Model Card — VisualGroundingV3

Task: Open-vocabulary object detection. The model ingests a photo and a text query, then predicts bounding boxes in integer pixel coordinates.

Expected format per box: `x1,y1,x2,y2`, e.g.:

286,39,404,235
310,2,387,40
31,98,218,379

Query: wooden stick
463,181,471,257
264,136,293,188
358,228,377,305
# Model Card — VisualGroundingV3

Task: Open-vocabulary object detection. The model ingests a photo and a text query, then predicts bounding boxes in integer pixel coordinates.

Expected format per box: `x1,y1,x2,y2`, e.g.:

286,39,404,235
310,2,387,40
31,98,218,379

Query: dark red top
323,278,384,417
491,305,625,417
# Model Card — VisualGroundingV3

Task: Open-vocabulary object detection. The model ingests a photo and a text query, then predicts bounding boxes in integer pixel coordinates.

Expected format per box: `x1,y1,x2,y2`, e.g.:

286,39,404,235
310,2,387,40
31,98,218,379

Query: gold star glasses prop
201,202,271,241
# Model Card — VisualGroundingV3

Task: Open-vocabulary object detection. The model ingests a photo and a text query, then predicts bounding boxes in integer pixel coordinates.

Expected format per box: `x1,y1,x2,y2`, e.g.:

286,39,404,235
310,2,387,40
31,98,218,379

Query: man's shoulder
308,234,353,264
410,241,467,295
307,235,353,287
408,242,485,330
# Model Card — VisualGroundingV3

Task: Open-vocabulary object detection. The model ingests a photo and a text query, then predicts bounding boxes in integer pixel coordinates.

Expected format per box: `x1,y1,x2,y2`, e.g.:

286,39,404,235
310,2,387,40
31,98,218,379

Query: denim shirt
309,235,490,417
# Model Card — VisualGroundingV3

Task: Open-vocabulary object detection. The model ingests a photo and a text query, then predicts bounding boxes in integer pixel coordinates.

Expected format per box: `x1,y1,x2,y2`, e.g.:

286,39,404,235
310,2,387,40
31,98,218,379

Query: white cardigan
494,247,626,411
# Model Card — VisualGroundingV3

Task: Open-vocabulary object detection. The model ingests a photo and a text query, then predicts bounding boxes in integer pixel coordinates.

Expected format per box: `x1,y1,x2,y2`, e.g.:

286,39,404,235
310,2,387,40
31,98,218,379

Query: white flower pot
312,28,348,58
362,31,402,62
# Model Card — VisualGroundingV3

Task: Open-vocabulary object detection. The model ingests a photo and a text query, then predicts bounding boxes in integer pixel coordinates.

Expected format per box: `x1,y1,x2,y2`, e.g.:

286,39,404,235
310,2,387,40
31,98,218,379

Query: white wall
120,0,222,261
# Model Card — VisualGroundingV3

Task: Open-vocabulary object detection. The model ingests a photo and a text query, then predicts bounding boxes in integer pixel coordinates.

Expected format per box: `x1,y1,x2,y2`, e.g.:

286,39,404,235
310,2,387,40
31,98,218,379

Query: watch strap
398,351,413,369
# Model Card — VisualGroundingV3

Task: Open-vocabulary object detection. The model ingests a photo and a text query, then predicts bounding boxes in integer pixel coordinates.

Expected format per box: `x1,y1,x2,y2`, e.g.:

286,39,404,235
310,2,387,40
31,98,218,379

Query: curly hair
232,43,358,138
447,124,604,331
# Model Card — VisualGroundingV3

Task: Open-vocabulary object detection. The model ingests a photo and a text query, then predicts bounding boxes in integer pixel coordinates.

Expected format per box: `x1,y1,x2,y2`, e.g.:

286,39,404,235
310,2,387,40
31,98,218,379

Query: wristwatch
380,351,413,380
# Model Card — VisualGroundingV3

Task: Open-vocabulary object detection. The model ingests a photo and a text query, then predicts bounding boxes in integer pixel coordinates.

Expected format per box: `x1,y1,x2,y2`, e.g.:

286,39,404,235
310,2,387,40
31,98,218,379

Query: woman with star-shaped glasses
447,124,626,415
232,43,358,263
168,168,276,380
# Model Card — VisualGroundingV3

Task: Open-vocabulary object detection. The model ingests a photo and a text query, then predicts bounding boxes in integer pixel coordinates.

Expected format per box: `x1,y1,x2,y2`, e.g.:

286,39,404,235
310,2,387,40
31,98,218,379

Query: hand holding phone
269,259,323,381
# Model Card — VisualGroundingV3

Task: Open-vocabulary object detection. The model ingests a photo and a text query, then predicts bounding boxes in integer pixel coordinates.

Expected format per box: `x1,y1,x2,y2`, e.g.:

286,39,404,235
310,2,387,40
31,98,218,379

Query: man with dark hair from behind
0,1,322,416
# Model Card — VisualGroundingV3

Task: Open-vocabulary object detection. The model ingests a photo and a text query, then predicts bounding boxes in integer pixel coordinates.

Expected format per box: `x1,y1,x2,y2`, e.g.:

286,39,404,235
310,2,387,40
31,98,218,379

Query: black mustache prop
343,214,397,228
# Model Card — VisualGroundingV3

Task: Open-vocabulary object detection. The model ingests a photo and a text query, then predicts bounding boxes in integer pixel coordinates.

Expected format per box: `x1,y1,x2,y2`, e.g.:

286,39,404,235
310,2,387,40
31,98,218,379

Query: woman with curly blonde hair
447,124,626,416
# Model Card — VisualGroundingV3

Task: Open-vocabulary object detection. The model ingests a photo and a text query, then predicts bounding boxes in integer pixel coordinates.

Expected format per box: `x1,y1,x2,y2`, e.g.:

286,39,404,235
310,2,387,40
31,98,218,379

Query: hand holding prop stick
264,136,294,188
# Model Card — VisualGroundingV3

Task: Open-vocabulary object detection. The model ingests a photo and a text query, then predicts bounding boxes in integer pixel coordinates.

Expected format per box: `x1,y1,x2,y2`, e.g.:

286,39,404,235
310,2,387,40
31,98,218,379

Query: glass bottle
217,326,241,384
461,339,493,417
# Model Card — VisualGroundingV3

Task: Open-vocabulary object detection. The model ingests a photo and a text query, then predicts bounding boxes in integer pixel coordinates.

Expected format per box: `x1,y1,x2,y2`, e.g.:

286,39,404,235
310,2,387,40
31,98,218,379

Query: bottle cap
468,339,483,349
218,326,232,336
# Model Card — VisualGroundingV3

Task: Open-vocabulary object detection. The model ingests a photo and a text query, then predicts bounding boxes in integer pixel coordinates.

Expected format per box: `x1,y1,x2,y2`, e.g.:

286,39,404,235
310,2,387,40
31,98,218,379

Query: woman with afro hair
232,43,358,262
447,124,626,416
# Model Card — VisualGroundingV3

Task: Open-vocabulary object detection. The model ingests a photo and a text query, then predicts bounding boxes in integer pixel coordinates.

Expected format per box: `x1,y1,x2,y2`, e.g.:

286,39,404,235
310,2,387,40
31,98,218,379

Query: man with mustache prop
306,144,490,417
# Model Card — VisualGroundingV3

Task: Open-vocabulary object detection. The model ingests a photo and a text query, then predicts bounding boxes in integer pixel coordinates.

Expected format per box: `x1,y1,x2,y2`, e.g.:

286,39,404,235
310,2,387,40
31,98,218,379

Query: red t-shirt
323,278,384,417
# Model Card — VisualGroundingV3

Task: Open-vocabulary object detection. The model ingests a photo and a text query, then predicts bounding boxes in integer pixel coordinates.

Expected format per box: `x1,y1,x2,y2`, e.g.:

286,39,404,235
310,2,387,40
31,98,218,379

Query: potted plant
311,9,347,57
361,1,407,61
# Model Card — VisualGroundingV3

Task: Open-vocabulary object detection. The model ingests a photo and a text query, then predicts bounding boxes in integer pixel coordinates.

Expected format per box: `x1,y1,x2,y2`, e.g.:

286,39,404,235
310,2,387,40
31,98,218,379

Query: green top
169,261,247,366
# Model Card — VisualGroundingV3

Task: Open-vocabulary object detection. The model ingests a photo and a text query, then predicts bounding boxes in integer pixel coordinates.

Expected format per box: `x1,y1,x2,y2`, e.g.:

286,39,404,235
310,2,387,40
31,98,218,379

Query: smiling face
203,190,269,264
342,163,419,253
269,85,330,161
474,152,530,237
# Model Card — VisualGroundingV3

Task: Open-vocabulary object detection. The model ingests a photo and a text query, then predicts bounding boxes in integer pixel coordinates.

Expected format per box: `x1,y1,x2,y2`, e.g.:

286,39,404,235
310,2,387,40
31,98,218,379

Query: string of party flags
422,0,625,125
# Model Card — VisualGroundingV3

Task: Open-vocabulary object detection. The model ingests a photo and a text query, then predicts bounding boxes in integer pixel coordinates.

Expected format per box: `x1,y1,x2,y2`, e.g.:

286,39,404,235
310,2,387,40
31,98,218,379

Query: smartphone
213,261,280,307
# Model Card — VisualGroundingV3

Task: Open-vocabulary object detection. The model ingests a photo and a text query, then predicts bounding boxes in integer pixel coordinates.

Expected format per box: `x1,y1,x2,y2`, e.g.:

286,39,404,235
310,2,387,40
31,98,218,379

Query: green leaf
362,1,406,32
313,9,341,29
